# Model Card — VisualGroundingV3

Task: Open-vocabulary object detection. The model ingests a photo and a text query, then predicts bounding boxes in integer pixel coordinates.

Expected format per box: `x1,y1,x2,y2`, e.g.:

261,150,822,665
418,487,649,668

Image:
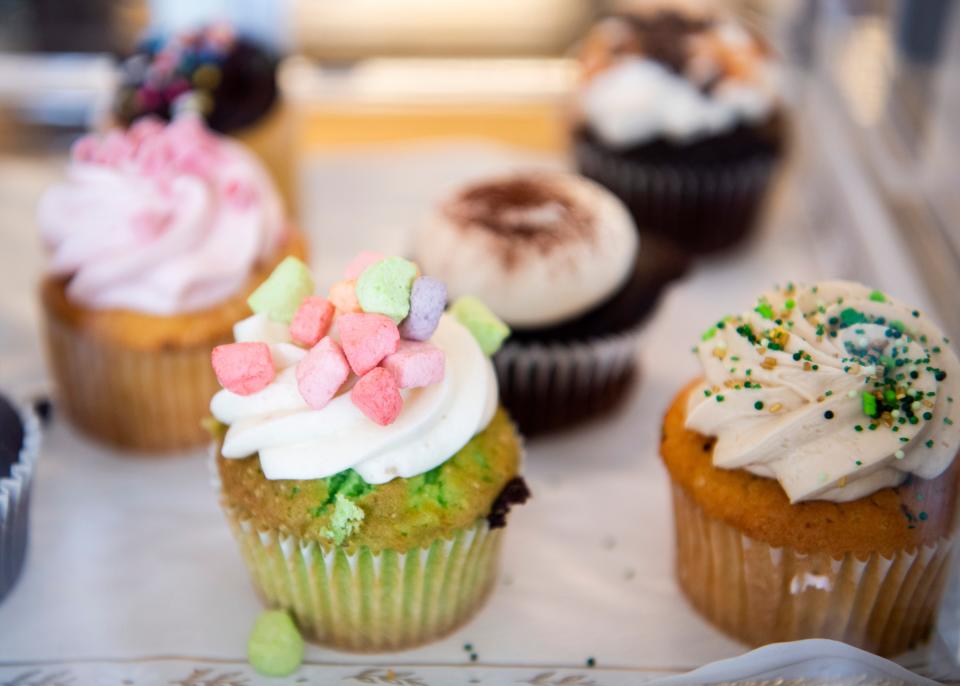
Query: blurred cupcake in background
111,23,297,215
37,115,306,452
0,392,41,604
210,252,528,651
572,4,786,254
417,171,683,435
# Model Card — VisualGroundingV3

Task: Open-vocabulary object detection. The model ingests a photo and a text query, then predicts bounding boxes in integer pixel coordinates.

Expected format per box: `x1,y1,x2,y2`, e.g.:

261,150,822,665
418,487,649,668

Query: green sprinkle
854,425,863,432
704,389,712,397
855,460,863,466
716,395,725,402
825,390,833,396
946,418,955,426
701,326,718,341
868,290,886,302
586,658,596,668
926,440,935,448
824,410,834,419
248,611,304,677
785,298,796,309
890,320,906,333
755,302,775,319
862,392,878,417
840,308,866,327
919,511,928,521
754,401,764,410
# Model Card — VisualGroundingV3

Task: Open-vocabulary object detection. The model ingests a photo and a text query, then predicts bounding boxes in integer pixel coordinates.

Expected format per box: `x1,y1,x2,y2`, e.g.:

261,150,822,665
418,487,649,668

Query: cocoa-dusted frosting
417,173,638,329
441,176,596,269
577,9,780,147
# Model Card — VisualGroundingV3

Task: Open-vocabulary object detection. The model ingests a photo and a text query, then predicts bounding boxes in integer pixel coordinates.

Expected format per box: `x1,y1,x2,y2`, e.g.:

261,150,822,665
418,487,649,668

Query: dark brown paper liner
671,482,956,657
0,404,40,602
494,327,640,435
42,310,224,452
574,136,779,254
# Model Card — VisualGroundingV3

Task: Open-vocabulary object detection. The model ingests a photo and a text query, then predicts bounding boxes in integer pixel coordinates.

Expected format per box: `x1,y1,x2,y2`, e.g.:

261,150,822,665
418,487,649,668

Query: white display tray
0,141,955,685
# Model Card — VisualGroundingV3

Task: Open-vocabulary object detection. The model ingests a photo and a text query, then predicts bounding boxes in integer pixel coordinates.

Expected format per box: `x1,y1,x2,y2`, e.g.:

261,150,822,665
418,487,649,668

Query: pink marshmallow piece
329,279,361,313
344,251,386,280
296,337,350,410
338,312,400,376
381,340,445,389
351,367,403,426
290,296,335,347
211,342,274,396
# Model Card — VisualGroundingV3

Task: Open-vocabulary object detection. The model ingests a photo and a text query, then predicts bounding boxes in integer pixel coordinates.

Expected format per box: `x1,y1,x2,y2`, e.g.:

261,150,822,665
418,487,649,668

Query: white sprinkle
847,390,858,398
895,450,905,460
858,337,868,348
891,410,901,418
862,365,877,376
912,401,922,412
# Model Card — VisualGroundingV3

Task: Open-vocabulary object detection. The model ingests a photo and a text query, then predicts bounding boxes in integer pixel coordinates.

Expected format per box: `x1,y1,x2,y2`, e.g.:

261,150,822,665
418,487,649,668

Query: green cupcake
209,254,529,651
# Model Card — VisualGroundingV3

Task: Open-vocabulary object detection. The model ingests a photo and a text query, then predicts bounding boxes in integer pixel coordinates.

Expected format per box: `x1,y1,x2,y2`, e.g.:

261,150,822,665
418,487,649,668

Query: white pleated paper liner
494,325,641,435
671,482,956,658
574,135,780,254
0,401,41,603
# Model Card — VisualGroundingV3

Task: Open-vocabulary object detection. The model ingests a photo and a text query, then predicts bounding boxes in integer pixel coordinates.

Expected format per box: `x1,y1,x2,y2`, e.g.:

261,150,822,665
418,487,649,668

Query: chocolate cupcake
572,8,786,254
112,23,296,214
0,394,41,603
416,172,683,434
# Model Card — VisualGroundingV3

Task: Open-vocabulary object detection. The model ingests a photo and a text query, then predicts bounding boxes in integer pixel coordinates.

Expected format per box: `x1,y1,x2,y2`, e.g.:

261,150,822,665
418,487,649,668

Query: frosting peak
38,116,287,314
686,281,960,503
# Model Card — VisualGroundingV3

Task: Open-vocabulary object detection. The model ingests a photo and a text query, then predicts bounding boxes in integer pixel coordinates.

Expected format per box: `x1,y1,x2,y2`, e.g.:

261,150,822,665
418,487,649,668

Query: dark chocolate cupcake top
416,173,638,328
577,7,780,148
113,23,279,134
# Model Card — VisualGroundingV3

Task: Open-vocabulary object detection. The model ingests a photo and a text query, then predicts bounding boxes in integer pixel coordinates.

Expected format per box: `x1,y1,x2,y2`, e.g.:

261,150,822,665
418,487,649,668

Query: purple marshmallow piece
399,276,447,341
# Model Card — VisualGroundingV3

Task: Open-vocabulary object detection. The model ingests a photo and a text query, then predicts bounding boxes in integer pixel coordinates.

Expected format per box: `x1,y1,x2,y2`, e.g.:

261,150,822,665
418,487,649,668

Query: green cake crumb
322,493,365,545
248,610,304,677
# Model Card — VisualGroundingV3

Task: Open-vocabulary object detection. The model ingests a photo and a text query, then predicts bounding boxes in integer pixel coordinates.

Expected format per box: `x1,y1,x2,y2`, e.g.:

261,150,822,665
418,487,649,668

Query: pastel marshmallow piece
450,296,511,355
338,312,400,375
382,340,445,388
355,256,417,323
344,251,385,280
295,337,350,410
247,256,315,324
233,313,291,344
212,342,275,395
289,296,335,347
329,279,361,313
351,367,403,426
399,276,447,341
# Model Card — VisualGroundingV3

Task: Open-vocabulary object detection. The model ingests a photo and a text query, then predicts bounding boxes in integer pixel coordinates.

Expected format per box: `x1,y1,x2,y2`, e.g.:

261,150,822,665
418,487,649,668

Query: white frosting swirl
686,281,960,503
579,19,780,148
211,315,498,484
416,173,638,328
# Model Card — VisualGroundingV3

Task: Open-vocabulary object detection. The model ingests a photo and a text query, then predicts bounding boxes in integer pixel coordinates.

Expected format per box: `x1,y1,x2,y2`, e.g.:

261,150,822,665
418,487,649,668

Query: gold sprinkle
817,395,825,403
882,413,894,427
847,364,861,374
712,347,727,359
803,361,812,371
757,347,767,355
761,357,778,370
724,380,737,389
770,402,784,413
838,477,847,487
924,399,935,408
769,327,790,349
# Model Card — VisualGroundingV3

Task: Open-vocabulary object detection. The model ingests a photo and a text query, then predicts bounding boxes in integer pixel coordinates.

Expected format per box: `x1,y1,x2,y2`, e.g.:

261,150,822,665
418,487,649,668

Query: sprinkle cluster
212,253,509,427
695,282,954,486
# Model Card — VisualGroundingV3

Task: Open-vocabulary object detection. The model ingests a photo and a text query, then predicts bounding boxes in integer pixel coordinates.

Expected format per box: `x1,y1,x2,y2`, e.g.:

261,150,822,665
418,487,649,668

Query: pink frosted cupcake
37,115,307,452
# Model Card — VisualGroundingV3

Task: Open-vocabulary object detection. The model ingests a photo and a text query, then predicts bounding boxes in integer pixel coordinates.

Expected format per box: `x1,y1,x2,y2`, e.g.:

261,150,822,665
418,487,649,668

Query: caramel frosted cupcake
38,116,305,452
112,23,296,214
417,172,683,434
209,253,528,651
661,281,960,656
572,6,786,253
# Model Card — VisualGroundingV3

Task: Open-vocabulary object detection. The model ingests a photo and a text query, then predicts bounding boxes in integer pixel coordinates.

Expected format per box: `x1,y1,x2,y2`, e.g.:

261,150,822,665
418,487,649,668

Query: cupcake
572,6,786,253
416,171,683,435
38,115,306,452
209,253,529,651
111,23,296,214
661,281,960,656
0,393,41,603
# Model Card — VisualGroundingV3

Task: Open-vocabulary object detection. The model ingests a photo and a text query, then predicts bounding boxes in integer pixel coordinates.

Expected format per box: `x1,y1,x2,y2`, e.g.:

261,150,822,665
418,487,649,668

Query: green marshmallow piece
248,610,304,677
355,256,417,323
451,296,510,356
247,257,314,324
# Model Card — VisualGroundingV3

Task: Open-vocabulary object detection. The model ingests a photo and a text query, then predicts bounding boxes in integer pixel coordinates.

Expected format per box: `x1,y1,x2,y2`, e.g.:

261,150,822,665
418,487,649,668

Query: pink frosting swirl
38,116,287,314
